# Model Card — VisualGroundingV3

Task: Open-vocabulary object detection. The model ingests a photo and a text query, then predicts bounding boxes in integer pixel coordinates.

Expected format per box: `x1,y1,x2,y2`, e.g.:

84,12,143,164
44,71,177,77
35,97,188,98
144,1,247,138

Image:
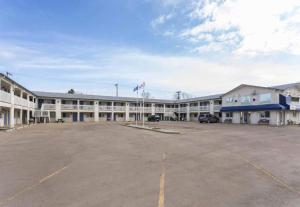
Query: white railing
0,90,11,103
165,108,175,113
155,107,164,113
190,106,199,112
42,104,56,110
199,106,210,111
113,106,126,112
214,105,222,111
99,105,112,112
14,96,24,106
79,105,94,111
144,107,152,113
29,101,35,108
61,104,78,110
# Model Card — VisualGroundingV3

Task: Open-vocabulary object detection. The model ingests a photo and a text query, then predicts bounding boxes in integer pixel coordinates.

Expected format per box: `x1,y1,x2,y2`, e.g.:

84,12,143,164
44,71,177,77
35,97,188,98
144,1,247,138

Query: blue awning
220,104,288,112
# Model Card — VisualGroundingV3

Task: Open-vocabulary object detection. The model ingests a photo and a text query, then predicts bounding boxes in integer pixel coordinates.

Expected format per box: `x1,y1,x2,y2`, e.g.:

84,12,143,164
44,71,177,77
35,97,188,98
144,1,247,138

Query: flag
139,82,145,90
133,85,139,92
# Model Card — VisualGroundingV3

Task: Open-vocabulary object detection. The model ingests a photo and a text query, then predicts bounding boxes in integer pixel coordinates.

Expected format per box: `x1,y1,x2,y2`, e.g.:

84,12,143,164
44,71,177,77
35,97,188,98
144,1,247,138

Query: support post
186,103,190,121
125,102,130,121
94,101,99,122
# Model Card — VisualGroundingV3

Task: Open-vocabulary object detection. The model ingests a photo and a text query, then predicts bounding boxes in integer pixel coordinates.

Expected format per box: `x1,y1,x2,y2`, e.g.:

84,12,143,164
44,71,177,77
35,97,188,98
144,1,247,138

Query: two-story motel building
1,72,300,128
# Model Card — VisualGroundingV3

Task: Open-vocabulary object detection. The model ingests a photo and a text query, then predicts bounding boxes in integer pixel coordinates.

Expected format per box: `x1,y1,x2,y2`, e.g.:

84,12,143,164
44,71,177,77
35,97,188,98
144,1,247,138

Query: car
148,115,160,122
198,114,219,123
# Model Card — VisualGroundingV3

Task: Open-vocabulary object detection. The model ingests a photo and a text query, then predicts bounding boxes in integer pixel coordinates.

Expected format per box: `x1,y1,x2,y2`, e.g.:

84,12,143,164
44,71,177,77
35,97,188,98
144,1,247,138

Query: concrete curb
122,124,180,134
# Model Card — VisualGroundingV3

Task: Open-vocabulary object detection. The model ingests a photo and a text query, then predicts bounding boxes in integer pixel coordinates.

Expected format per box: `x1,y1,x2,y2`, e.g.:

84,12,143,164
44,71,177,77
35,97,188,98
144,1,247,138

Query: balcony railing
42,104,56,110
61,104,78,110
189,106,199,112
14,96,28,107
199,106,210,111
113,106,126,112
79,105,94,111
0,90,11,104
214,105,222,111
99,105,112,112
155,107,164,113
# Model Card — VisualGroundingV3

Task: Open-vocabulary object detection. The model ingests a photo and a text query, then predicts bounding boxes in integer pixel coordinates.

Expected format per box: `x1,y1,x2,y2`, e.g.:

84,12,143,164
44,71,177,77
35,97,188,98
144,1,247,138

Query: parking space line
232,152,299,195
0,164,69,206
158,153,166,207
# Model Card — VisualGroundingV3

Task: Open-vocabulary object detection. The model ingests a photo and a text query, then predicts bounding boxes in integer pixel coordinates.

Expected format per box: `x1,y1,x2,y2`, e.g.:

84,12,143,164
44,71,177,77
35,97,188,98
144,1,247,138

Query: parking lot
1,122,300,207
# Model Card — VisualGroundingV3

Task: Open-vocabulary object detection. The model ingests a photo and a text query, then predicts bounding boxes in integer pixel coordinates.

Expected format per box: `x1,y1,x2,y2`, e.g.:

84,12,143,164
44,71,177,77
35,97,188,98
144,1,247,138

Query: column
20,109,23,125
186,103,190,121
163,104,166,121
125,102,130,121
26,95,30,124
9,85,15,128
111,101,114,121
209,100,214,115
55,99,61,120
77,100,80,122
197,101,200,117
94,101,99,122
151,103,155,115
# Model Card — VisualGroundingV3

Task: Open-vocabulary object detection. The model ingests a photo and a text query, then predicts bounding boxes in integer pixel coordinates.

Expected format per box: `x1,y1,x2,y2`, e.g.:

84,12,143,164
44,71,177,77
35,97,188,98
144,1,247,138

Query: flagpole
142,89,145,127
136,89,138,126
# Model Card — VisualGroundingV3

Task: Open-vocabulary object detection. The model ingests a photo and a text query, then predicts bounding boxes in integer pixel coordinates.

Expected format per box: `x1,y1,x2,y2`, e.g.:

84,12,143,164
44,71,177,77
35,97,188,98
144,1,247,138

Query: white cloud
151,13,174,28
2,41,300,98
157,0,300,55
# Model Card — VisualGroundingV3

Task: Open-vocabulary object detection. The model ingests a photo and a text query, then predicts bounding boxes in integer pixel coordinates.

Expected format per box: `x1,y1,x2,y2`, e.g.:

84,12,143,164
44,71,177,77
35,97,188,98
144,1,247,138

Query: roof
271,82,300,90
222,84,283,97
33,91,175,103
177,94,223,103
0,73,35,95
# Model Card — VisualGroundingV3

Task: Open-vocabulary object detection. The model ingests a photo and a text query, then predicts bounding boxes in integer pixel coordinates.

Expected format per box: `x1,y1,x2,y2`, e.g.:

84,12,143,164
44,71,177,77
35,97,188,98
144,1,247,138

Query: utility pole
115,83,118,97
175,91,181,121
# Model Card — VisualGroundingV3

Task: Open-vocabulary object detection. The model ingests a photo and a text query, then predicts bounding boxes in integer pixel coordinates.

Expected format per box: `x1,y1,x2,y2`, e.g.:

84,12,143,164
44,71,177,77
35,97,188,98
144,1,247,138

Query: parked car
198,114,219,123
148,115,160,122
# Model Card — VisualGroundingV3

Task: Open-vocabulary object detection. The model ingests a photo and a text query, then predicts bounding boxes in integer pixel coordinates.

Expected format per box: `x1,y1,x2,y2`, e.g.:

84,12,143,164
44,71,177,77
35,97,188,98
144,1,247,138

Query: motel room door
72,113,78,122
80,113,84,122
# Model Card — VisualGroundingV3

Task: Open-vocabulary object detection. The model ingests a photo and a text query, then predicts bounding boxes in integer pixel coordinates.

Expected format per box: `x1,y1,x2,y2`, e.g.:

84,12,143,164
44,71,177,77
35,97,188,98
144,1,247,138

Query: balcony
214,105,222,111
113,106,126,112
29,101,36,108
14,96,28,107
79,105,94,111
61,104,78,110
199,106,210,111
155,107,164,113
42,104,56,110
99,105,112,112
189,106,199,112
0,90,11,104
165,108,175,113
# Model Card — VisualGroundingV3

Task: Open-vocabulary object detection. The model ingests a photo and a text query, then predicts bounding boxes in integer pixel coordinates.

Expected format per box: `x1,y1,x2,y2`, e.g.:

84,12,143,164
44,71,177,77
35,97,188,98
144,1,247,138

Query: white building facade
1,73,300,128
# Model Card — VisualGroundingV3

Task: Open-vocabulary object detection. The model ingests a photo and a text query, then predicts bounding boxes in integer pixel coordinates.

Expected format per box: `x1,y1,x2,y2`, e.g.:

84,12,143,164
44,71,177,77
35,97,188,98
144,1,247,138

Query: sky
1,0,300,99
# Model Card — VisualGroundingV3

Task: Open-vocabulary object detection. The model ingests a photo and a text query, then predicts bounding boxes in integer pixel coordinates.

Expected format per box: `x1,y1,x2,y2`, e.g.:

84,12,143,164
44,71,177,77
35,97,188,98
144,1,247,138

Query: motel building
1,72,300,129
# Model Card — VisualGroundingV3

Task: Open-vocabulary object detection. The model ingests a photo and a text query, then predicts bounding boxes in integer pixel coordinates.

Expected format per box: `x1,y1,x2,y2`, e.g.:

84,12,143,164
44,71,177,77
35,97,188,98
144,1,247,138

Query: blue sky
1,0,300,99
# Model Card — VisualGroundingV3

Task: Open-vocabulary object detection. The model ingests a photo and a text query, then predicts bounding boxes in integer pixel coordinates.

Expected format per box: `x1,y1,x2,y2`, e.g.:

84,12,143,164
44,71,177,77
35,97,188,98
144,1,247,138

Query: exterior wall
232,112,240,124
222,86,280,107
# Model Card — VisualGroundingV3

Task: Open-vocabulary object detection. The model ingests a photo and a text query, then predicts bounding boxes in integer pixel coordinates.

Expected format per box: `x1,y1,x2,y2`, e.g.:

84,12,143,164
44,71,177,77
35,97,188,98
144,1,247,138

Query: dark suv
147,115,160,122
198,114,219,123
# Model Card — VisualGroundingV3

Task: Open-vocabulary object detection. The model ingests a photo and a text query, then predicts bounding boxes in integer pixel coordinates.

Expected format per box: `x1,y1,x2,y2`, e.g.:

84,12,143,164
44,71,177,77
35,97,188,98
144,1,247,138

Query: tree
68,89,75,94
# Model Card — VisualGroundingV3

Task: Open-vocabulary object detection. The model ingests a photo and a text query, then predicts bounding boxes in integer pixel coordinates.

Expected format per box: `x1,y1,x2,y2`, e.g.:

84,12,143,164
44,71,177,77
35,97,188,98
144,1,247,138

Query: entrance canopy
221,104,288,112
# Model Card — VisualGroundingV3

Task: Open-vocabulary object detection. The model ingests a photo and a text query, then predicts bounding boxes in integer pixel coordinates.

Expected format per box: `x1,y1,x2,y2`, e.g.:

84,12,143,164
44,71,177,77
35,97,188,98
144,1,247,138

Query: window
225,112,233,118
259,93,272,103
260,111,270,118
240,96,251,104
293,111,297,117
